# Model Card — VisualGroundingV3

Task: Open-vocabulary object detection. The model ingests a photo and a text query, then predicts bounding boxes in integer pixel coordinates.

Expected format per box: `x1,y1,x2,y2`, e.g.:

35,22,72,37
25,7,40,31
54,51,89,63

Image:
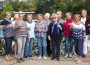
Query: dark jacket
85,18,90,35
47,21,64,40
2,19,15,38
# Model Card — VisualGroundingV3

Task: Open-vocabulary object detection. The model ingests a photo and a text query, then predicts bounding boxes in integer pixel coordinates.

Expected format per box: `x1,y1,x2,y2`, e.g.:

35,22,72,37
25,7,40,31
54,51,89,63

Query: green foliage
1,1,13,18
85,0,90,15
1,0,90,16
29,0,37,12
11,0,37,12
35,0,90,15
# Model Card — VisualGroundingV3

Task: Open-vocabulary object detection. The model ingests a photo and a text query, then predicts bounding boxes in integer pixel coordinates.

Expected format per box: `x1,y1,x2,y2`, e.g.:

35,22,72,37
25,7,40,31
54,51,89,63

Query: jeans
4,37,13,55
83,35,90,55
16,36,26,58
75,38,84,56
65,36,73,54
36,37,47,56
51,39,61,58
24,38,34,57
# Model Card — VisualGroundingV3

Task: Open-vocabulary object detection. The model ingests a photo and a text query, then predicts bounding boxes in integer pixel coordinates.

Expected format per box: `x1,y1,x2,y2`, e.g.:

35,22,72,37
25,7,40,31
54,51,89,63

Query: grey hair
57,11,62,14
66,12,72,16
45,13,50,19
82,9,87,13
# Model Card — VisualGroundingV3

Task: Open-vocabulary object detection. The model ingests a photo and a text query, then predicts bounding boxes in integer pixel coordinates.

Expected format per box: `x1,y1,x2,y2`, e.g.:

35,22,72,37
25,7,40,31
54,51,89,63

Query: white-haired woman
15,14,28,63
63,12,74,58
44,13,52,56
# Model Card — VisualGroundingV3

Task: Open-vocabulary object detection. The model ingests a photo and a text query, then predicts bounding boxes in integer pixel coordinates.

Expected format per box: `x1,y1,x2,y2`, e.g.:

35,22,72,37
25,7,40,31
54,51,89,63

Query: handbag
88,35,90,40
0,29,4,38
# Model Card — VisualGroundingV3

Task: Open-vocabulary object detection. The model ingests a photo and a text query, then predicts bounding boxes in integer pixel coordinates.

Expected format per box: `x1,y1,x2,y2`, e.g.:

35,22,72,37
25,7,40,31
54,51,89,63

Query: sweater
63,19,73,37
35,20,47,38
15,21,28,37
1,19,15,38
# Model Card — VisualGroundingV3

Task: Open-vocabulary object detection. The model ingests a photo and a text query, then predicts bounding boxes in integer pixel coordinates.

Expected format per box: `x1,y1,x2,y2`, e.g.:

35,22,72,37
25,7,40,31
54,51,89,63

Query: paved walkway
0,49,90,65
0,55,90,65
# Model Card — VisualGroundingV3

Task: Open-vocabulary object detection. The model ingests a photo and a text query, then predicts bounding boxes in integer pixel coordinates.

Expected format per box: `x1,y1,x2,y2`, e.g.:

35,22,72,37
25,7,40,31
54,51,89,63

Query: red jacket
64,19,73,37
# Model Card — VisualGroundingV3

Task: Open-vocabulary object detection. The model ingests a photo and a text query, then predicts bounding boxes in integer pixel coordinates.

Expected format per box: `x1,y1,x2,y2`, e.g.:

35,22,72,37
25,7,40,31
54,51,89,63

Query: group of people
0,9,90,63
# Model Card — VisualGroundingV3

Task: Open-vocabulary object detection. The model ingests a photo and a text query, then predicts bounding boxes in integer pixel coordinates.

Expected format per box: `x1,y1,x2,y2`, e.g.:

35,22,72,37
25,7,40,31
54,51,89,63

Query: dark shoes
24,55,32,58
24,56,28,58
20,58,25,62
51,57,55,60
56,57,60,61
17,58,25,63
17,59,21,63
51,57,60,61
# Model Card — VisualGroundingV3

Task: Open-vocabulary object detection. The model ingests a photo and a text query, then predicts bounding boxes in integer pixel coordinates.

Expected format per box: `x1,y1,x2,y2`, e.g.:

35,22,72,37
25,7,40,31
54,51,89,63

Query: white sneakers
38,56,47,60
38,56,42,59
65,54,72,58
43,56,47,60
65,54,68,58
69,54,72,58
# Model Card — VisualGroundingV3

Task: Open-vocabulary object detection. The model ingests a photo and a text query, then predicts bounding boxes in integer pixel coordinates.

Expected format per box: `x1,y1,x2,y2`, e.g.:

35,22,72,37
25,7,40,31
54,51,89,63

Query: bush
1,1,13,18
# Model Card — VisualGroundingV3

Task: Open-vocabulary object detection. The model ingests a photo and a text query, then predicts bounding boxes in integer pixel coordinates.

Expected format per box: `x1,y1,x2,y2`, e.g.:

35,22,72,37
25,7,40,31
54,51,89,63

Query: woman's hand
38,28,43,32
88,24,90,26
48,35,51,40
58,25,62,30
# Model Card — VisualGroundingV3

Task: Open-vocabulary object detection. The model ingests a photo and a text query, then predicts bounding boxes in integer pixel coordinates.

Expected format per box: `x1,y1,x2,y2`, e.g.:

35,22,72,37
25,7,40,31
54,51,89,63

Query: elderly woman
71,14,85,63
56,11,64,24
63,12,73,58
14,14,28,63
81,9,90,57
48,14,63,61
12,14,20,58
1,12,15,61
35,14,47,59
24,14,35,58
44,13,51,56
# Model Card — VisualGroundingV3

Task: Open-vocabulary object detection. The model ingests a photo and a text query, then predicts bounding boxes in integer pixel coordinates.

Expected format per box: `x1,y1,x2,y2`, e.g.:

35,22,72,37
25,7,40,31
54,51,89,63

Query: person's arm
47,23,52,40
34,22,39,32
14,22,21,29
1,20,10,30
82,24,86,38
85,18,90,27
42,23,48,33
70,22,74,30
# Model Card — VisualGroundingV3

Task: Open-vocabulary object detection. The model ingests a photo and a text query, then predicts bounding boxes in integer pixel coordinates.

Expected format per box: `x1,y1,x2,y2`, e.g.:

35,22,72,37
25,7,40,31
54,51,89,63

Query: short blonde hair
57,11,62,14
74,14,81,18
27,14,33,17
82,9,87,13
14,14,19,18
66,12,72,16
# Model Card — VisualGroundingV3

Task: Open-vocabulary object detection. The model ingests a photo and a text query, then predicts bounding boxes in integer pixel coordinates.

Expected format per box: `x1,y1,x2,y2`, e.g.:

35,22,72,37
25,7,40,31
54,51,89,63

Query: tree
85,0,90,15
11,0,37,12
35,0,67,13
1,1,13,17
28,0,37,12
